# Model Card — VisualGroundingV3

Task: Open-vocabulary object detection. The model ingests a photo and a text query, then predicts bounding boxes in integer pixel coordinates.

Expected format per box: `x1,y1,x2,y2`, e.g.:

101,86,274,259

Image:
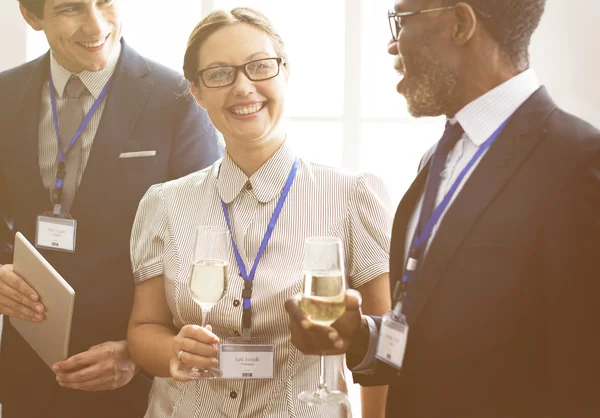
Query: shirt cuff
133,262,163,285
350,315,379,374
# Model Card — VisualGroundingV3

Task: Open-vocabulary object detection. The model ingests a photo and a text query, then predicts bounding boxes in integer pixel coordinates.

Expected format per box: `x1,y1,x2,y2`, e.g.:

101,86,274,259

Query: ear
190,82,207,110
452,2,477,45
20,3,44,31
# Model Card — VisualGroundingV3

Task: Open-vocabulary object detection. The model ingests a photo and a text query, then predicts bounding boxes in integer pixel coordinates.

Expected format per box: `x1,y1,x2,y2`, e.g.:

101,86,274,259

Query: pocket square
118,151,157,159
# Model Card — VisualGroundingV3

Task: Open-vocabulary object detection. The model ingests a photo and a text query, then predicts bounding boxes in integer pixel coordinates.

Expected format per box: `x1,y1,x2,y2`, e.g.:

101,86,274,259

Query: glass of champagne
298,236,349,405
178,225,229,379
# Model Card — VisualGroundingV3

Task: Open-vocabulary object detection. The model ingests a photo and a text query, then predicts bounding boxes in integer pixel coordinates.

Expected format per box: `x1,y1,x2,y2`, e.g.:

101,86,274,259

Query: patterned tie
56,76,88,214
416,121,464,239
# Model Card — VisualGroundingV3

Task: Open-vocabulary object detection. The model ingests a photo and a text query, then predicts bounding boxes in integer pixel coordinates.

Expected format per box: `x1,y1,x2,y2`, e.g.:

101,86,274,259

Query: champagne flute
298,236,349,405
178,225,229,379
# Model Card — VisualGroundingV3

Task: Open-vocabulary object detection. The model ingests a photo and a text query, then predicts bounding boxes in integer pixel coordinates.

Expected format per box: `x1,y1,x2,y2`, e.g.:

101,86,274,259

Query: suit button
233,299,240,307
234,331,241,337
230,390,238,399
244,181,252,190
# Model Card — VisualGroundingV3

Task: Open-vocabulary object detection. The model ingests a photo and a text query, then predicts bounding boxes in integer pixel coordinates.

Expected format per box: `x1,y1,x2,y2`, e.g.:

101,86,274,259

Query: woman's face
192,24,289,149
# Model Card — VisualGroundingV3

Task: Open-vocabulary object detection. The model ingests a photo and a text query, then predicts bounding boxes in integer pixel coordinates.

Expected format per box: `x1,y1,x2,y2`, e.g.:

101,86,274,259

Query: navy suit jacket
354,87,600,418
0,40,222,418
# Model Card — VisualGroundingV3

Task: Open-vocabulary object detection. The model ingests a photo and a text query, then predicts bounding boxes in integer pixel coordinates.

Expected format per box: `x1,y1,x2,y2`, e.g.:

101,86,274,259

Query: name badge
219,342,275,379
376,311,409,370
35,215,77,253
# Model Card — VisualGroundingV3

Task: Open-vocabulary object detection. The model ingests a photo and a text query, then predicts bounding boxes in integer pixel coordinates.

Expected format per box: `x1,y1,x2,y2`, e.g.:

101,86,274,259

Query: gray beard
404,60,459,118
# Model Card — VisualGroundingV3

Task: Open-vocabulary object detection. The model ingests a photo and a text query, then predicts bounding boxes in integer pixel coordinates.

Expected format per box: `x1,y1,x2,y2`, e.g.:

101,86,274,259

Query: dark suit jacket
0,40,222,418
354,87,600,418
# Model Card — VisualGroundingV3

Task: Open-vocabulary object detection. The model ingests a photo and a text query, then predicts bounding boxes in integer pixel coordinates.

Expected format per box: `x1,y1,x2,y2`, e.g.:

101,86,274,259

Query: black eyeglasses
388,5,492,41
196,57,284,88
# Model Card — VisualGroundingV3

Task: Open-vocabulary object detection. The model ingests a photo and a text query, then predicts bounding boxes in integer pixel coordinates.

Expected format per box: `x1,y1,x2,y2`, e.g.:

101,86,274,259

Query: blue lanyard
220,157,299,340
49,69,112,214
394,118,511,307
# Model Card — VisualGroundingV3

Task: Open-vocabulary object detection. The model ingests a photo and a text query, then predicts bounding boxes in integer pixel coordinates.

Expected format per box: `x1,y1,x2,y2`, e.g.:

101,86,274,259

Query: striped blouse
130,142,392,418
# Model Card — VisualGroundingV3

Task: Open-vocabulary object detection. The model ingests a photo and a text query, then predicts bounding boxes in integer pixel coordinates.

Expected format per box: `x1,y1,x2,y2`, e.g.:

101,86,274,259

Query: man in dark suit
286,0,600,417
0,0,221,417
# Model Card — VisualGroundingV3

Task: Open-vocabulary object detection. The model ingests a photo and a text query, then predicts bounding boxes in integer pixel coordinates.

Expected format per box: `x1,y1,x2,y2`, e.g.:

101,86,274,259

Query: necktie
416,121,464,240
56,76,88,214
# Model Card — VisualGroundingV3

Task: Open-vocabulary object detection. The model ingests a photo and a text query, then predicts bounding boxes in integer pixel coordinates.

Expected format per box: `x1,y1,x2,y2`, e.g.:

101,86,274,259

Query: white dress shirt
38,43,121,198
356,69,541,373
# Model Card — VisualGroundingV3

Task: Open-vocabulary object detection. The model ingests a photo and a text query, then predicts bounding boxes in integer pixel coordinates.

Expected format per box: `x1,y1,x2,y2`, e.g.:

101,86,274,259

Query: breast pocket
118,153,158,169
116,154,165,201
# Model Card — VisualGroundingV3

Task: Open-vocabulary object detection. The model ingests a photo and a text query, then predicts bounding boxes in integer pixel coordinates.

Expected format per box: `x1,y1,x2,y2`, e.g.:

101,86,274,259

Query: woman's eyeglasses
196,57,284,88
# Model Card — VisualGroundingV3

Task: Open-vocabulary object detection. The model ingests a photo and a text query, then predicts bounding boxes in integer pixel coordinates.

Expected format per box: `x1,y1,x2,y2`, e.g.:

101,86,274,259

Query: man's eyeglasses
388,5,492,41
196,57,284,88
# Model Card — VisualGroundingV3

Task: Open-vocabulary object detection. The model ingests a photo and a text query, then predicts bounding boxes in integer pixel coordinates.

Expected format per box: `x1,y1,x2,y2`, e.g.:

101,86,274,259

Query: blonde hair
183,7,289,84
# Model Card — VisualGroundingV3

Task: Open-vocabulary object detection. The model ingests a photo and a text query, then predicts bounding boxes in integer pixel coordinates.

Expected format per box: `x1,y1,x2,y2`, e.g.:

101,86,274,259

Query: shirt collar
49,41,121,99
218,142,297,204
452,69,541,146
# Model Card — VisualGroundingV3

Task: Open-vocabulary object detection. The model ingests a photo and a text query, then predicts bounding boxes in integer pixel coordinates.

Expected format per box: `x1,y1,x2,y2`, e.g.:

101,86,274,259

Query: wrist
346,315,370,368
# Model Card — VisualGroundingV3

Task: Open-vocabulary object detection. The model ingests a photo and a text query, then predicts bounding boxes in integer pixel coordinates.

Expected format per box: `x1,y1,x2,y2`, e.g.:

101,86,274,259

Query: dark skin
285,0,525,365
395,0,520,117
285,290,368,365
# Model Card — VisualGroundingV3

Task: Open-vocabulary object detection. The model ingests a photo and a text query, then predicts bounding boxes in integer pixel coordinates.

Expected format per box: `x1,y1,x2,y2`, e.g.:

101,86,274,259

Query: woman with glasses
127,7,391,418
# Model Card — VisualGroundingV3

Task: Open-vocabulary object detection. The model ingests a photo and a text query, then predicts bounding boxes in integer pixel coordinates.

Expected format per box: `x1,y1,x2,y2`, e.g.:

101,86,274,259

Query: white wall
0,2,27,72
531,0,600,128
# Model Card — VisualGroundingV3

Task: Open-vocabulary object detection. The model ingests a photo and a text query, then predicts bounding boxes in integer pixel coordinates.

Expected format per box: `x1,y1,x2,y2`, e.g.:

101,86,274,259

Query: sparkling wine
189,259,228,306
301,271,346,326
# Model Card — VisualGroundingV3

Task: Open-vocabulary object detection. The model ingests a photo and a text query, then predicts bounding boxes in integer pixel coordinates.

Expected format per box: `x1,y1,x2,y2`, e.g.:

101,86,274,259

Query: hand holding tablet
9,232,75,369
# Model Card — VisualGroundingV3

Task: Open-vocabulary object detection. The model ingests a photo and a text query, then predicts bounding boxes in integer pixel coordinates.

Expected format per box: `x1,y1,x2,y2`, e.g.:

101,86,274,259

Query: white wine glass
178,225,229,379
298,236,349,405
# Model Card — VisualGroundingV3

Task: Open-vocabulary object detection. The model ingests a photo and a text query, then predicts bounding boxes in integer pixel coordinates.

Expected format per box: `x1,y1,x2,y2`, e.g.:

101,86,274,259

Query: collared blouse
131,142,392,418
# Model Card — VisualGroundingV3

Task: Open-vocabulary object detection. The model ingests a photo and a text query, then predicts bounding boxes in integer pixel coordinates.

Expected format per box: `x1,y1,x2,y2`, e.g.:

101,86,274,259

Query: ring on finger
177,349,185,362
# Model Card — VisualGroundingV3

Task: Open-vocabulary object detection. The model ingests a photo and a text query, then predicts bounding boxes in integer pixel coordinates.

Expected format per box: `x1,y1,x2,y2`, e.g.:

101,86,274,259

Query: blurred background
1,0,599,416
5,0,599,207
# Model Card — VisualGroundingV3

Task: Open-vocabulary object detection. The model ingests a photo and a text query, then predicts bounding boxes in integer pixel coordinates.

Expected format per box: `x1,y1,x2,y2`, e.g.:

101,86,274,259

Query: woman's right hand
169,324,220,381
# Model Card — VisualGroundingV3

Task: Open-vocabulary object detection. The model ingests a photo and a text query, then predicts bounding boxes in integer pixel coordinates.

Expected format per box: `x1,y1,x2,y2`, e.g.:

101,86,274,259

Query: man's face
22,0,122,73
390,0,459,117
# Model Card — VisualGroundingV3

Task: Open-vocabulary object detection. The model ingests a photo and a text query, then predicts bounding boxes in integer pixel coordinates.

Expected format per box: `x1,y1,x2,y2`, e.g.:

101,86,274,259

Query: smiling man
25,0,123,73
285,0,600,417
0,0,222,417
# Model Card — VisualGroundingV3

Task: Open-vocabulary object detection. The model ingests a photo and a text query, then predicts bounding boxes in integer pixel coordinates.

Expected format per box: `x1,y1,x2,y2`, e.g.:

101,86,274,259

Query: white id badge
218,338,275,380
376,311,409,369
35,215,77,253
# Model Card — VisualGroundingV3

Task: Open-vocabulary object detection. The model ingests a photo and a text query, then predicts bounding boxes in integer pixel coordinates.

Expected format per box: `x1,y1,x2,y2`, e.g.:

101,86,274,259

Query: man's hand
52,340,138,391
285,289,365,355
0,264,45,322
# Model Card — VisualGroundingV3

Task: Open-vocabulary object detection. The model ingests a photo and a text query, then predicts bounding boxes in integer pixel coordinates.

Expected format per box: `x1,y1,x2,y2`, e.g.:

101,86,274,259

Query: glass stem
318,355,328,391
197,306,210,374
201,306,209,328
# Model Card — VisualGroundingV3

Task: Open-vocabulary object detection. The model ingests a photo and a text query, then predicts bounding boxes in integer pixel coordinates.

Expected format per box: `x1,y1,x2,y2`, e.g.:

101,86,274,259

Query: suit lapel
70,40,153,216
402,87,558,324
6,54,52,216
